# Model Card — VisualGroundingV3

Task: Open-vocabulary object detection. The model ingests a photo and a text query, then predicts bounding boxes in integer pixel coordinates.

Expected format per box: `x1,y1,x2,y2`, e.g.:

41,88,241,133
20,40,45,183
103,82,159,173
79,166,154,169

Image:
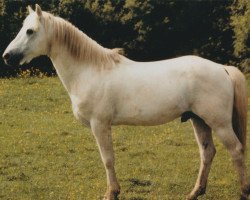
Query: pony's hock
3,4,250,200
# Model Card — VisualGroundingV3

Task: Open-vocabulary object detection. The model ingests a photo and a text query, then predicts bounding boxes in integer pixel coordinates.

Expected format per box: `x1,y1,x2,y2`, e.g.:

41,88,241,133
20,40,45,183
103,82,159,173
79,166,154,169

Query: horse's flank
43,12,123,69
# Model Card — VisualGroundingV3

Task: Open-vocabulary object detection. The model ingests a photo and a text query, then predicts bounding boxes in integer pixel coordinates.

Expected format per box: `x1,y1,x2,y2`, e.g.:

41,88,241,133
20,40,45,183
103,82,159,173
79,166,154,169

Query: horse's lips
4,59,19,67
4,52,24,66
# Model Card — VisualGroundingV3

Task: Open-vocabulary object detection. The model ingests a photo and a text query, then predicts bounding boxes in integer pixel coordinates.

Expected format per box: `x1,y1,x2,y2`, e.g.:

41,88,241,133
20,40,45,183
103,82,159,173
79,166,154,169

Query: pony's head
2,4,48,66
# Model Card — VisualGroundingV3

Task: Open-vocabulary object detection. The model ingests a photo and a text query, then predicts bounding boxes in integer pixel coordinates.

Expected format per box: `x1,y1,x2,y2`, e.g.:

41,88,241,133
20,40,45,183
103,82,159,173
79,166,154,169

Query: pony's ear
27,5,34,14
35,4,42,17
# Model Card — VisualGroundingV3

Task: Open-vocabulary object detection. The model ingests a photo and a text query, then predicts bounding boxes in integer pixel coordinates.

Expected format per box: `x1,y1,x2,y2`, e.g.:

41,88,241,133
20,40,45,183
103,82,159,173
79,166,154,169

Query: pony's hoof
103,190,120,200
240,194,248,200
240,185,250,200
186,195,197,200
243,185,250,195
186,186,206,200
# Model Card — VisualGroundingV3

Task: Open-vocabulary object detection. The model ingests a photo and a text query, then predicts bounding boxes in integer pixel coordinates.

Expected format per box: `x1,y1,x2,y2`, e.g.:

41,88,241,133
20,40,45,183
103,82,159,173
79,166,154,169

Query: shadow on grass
122,178,152,199
128,178,152,187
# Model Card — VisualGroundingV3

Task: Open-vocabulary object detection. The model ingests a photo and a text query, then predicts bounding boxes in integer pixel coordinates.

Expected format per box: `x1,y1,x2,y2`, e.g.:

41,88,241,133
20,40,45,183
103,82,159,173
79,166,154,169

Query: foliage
0,0,249,76
230,0,250,57
230,0,250,71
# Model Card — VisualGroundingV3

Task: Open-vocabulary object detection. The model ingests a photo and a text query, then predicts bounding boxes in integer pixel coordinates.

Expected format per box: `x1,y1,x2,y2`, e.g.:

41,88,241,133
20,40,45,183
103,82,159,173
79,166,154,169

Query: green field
0,77,250,200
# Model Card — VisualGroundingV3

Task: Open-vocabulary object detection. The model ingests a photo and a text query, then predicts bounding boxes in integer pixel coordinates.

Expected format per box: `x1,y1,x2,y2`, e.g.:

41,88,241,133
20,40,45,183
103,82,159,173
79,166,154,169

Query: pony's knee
104,159,115,170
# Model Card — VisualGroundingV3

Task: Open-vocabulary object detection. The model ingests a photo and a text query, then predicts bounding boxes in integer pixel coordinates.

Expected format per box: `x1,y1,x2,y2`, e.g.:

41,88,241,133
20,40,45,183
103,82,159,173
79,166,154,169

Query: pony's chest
70,95,93,127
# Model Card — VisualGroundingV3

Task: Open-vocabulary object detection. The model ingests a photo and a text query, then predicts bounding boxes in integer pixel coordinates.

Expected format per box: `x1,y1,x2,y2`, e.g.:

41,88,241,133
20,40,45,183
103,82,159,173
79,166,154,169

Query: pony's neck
44,13,124,94
46,14,122,68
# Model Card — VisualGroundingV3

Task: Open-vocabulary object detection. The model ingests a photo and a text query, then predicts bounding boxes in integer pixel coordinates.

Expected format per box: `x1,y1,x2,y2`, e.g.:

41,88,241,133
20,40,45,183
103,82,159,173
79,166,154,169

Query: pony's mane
44,12,123,68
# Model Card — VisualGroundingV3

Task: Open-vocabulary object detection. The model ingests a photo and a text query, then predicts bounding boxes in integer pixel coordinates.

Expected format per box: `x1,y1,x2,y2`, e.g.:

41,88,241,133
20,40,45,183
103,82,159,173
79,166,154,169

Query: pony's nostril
3,53,10,60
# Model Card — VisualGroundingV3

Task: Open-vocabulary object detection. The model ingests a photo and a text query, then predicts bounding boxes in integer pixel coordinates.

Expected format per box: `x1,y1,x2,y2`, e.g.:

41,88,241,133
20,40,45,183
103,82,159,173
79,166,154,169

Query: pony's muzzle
2,51,24,66
2,52,10,61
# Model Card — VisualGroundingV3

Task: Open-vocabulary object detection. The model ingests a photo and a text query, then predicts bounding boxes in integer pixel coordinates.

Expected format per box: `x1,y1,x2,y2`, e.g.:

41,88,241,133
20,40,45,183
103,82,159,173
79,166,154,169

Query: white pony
3,5,249,200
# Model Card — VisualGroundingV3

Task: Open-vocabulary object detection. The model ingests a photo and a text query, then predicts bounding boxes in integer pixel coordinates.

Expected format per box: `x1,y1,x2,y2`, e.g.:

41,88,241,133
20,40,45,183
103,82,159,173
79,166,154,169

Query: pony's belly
112,108,182,126
112,86,188,126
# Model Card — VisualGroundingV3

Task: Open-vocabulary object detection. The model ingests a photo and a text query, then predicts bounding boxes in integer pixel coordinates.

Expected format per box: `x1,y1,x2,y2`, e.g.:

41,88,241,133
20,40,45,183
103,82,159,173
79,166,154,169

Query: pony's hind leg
187,118,216,200
214,125,250,200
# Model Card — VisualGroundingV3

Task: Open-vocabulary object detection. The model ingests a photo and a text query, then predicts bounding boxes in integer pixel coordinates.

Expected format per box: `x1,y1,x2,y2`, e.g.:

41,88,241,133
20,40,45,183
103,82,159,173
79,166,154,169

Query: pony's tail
224,66,247,154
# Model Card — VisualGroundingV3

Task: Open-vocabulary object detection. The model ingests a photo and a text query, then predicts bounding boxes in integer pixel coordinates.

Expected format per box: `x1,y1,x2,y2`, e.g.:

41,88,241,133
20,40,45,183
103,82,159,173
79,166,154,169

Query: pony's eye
26,29,34,35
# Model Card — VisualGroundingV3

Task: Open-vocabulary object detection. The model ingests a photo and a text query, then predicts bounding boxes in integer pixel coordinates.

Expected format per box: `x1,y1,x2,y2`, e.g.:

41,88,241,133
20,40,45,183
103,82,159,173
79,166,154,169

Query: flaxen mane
43,12,123,68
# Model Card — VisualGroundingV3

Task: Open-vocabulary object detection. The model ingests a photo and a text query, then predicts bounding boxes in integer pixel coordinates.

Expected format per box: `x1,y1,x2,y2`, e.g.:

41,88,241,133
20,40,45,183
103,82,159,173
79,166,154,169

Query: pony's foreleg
215,125,250,200
187,118,216,200
91,119,120,200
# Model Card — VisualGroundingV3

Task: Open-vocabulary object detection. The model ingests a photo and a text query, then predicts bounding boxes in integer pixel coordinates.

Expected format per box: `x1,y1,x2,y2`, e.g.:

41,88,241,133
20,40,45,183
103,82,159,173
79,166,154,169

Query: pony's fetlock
240,194,248,200
238,185,250,200
242,184,250,196
104,188,120,200
186,186,206,200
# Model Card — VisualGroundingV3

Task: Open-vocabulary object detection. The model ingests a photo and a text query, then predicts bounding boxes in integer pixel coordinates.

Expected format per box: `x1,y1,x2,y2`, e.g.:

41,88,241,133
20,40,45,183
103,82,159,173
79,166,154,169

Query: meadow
0,77,250,200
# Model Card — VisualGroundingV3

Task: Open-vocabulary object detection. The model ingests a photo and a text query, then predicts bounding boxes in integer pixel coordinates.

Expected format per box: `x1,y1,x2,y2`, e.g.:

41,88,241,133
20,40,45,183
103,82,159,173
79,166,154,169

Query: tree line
0,0,249,77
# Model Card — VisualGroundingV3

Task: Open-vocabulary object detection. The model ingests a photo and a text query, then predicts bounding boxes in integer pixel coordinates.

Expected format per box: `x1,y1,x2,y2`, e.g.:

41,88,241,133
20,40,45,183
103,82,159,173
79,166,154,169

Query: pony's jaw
20,55,33,65
19,57,27,65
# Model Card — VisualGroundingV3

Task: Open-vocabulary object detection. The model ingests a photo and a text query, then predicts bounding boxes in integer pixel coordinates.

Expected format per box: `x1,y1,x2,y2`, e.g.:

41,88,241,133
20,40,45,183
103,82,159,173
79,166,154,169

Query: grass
0,77,250,200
